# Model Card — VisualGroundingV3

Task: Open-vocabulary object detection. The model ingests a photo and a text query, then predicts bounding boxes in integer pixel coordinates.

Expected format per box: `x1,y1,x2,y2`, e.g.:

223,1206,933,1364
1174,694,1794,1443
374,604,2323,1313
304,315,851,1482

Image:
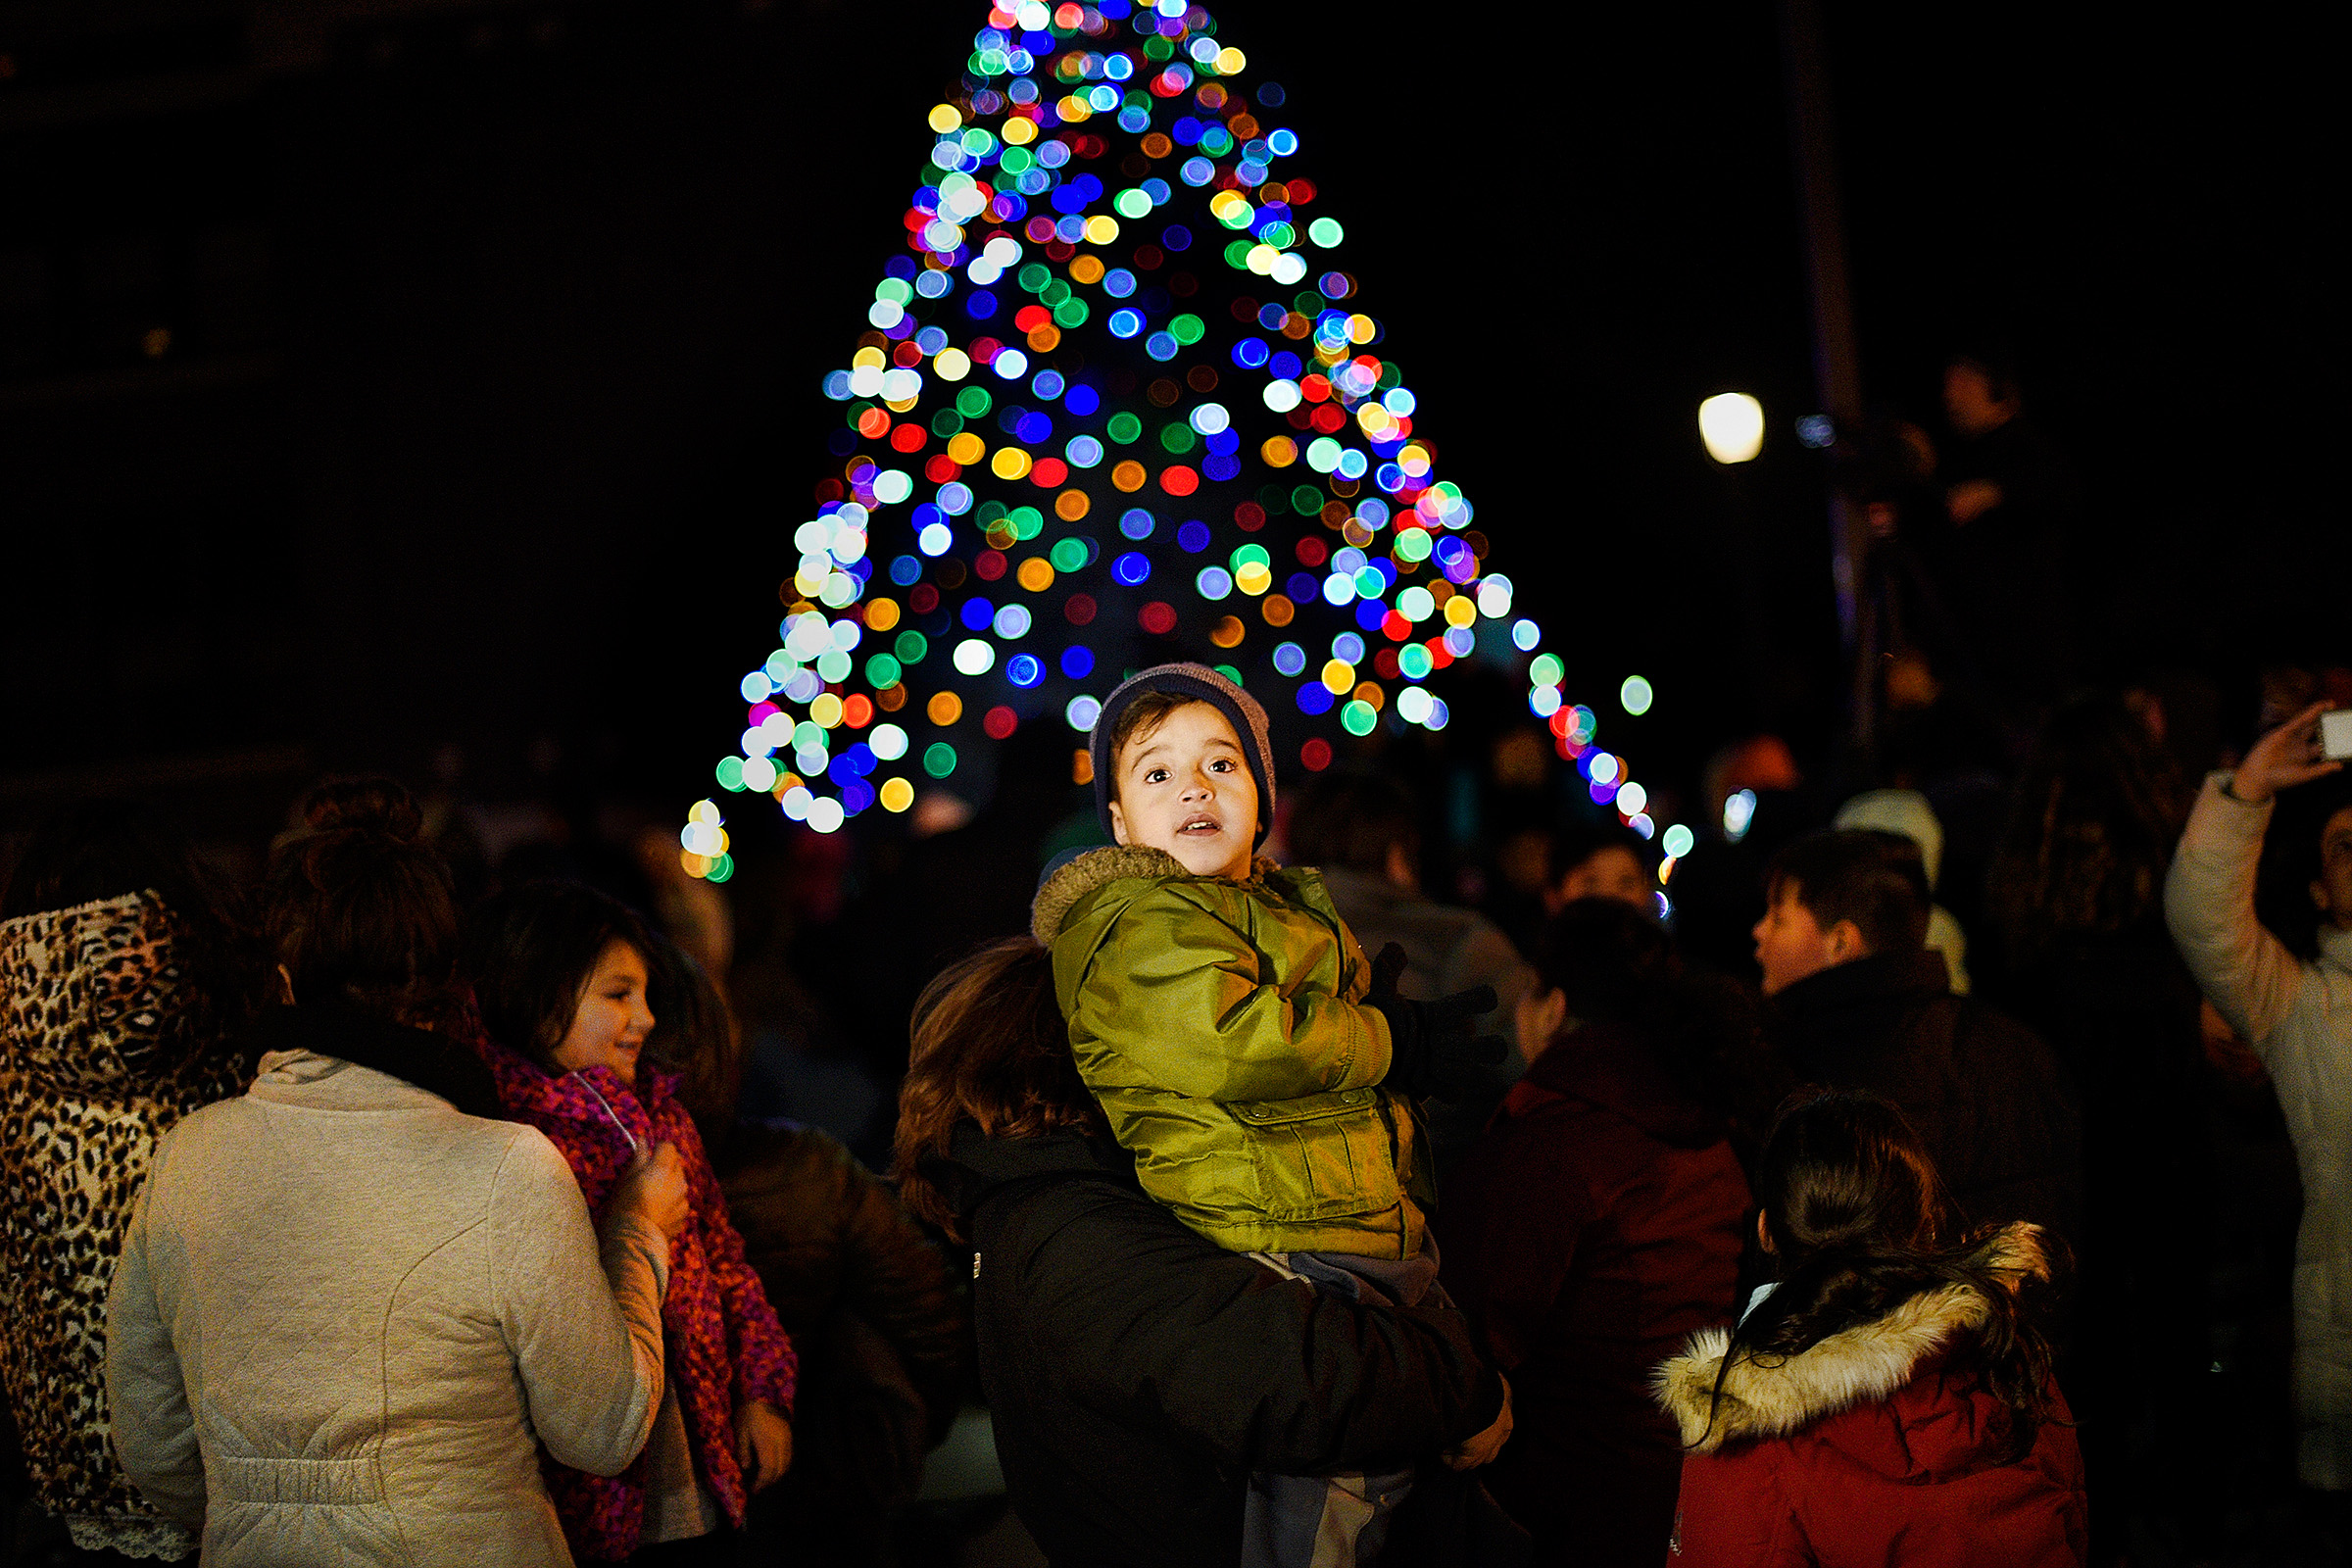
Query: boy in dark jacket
1753,830,2081,1245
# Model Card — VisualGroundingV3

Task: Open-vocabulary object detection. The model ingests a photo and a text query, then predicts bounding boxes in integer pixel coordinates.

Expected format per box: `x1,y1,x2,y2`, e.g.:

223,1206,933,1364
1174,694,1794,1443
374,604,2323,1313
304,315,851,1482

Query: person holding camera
2166,701,2352,1497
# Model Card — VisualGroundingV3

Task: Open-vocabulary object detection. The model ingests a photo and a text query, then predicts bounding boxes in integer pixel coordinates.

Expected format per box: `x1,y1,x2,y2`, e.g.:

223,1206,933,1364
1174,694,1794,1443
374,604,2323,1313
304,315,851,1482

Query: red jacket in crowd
1654,1224,2086,1567
1441,1022,1751,1565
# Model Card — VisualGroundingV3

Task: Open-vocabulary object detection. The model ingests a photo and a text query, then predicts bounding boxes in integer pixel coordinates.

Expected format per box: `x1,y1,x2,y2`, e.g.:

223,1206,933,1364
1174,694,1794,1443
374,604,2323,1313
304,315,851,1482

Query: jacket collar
2322,924,2352,976
1769,948,1948,1025
1651,1222,2047,1453
1029,844,1285,943
249,1003,504,1119
469,1032,678,1144
1513,1022,1726,1148
937,1121,1136,1226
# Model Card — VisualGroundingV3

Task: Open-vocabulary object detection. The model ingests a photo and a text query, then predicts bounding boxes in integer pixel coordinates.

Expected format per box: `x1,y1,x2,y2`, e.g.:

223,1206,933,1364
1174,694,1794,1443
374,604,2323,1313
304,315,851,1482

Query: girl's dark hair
1533,899,1773,1152
638,926,743,1146
1699,1088,2061,1458
463,880,658,1072
266,778,462,1029
894,938,1103,1239
2,800,257,1027
1987,696,2184,964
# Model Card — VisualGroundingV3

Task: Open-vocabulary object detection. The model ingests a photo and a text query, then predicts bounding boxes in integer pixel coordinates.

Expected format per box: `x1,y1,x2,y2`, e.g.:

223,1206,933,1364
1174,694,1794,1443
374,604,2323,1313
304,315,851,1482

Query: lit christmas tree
676,0,1682,880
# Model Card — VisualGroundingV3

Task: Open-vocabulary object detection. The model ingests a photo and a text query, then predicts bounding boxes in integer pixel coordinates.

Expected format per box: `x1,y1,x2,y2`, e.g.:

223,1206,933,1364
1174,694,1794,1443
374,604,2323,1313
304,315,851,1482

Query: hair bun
300,777,424,842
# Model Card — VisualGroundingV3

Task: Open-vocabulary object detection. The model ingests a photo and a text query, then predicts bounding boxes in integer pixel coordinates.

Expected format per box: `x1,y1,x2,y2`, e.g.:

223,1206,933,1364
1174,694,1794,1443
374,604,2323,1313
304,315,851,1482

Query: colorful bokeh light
684,0,1650,856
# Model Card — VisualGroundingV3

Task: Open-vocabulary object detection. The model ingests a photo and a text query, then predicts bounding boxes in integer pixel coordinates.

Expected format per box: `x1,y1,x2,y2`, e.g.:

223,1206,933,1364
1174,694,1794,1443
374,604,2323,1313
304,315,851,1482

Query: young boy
1031,662,1494,1258
1029,663,1505,1561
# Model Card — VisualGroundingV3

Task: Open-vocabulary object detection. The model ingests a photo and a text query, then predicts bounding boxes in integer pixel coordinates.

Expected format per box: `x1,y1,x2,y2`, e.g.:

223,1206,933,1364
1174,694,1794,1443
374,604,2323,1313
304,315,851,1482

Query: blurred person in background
646,929,964,1568
107,779,683,1567
1544,820,1658,920
0,804,255,1563
1698,737,1804,848
1656,1089,2084,1566
2165,701,2352,1515
1834,789,1970,994
1927,350,2081,732
1442,900,1761,1565
1753,830,2080,1247
1287,770,1539,1183
465,882,797,1566
847,720,1096,1095
1985,696,2210,1562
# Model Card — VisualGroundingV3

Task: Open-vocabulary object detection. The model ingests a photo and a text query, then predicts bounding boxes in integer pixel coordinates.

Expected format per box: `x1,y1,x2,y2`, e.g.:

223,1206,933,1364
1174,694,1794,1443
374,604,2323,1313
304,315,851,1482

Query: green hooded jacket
1031,845,1427,1257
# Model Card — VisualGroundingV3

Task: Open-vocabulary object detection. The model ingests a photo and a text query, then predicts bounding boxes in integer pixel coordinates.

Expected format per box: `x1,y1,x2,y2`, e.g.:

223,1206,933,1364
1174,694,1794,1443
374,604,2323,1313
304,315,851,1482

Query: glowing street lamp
1697,392,1765,465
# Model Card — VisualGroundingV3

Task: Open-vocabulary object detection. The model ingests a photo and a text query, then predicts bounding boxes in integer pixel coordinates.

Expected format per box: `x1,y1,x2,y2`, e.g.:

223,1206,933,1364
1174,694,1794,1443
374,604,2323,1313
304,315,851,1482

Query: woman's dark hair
1987,696,2184,964
2257,771,2352,962
463,880,658,1072
265,778,462,1029
1697,1089,2061,1458
2,799,257,1026
894,938,1103,1239
1534,899,1773,1152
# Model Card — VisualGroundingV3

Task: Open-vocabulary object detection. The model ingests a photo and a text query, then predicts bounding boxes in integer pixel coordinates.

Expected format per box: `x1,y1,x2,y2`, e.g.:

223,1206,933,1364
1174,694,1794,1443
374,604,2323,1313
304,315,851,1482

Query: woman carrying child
897,936,1517,1568
1654,1088,2086,1566
1027,662,1513,1564
465,882,797,1565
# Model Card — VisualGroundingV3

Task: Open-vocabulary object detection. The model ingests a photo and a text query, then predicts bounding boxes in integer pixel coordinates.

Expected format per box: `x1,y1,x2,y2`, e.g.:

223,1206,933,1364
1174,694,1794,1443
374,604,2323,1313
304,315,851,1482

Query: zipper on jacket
569,1072,642,1154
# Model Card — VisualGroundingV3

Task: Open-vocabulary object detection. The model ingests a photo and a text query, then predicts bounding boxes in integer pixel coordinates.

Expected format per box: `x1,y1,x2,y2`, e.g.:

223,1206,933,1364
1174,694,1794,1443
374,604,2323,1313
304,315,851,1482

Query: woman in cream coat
105,780,688,1566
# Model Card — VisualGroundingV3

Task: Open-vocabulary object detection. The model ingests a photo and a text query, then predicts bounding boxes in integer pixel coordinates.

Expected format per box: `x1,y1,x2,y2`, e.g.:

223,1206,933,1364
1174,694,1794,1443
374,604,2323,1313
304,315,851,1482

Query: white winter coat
2166,775,2352,1488
106,1049,671,1565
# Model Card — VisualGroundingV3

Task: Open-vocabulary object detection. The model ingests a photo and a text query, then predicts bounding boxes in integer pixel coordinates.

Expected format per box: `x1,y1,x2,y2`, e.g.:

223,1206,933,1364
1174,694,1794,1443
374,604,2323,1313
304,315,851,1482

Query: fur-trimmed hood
1653,1222,2048,1454
1030,844,1283,944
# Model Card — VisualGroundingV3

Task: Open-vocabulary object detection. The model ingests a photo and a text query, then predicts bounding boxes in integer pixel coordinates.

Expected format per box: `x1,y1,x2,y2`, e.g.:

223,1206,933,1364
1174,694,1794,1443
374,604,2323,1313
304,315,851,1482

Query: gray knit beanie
1089,662,1276,847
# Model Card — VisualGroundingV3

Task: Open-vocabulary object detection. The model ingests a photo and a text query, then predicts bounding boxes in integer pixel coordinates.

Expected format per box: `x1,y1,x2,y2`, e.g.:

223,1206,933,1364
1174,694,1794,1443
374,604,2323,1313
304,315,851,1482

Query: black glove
1367,959,1505,1101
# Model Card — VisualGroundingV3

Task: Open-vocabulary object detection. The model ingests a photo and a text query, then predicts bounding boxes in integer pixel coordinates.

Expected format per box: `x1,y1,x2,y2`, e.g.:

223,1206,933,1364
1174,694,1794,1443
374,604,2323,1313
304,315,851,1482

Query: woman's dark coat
936,1123,1507,1567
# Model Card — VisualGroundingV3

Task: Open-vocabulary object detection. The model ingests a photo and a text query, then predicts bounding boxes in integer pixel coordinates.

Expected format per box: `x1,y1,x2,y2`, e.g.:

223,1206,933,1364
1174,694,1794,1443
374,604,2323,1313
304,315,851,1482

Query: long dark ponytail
1700,1088,2063,1457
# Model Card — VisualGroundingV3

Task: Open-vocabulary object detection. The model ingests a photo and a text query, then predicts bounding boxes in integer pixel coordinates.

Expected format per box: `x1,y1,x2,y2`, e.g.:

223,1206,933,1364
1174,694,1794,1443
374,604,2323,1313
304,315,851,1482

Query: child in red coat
465,882,797,1564
1653,1088,2086,1567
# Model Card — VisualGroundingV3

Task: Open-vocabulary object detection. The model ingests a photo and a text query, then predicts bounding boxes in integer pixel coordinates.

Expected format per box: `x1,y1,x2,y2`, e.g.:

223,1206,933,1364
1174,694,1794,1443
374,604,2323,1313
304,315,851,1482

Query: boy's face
1106,701,1258,882
1751,881,1865,997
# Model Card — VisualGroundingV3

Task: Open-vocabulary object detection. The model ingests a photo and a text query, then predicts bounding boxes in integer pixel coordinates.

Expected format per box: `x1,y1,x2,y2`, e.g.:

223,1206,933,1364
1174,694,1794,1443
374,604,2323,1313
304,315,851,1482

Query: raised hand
2232,701,2341,804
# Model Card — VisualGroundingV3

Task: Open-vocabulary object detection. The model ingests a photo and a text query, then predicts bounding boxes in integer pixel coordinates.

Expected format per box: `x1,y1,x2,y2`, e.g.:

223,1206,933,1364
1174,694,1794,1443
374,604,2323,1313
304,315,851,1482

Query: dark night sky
3,0,2345,832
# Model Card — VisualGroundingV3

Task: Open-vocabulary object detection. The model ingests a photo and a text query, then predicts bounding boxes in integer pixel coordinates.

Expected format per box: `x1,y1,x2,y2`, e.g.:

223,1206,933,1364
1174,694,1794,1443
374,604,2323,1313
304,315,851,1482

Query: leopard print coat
0,892,247,1558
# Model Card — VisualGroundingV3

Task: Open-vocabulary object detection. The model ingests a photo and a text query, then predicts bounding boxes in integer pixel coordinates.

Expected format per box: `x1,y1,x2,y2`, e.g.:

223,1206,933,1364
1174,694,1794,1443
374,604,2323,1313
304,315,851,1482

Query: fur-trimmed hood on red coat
1652,1223,2086,1567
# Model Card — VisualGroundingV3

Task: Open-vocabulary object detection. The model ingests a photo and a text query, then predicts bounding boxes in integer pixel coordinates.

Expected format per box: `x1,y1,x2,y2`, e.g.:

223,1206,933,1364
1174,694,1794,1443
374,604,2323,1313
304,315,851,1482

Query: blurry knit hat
1835,789,1944,890
1837,788,1972,993
1090,662,1275,847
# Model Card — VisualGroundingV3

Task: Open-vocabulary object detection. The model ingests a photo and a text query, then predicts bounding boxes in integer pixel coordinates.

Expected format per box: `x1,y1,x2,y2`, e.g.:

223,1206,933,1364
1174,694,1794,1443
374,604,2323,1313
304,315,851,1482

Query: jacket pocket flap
1228,1088,1380,1126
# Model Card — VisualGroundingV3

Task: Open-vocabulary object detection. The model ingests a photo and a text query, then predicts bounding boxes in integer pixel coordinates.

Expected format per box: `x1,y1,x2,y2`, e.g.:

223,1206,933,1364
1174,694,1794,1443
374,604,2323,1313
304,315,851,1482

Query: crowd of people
0,356,2339,1564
